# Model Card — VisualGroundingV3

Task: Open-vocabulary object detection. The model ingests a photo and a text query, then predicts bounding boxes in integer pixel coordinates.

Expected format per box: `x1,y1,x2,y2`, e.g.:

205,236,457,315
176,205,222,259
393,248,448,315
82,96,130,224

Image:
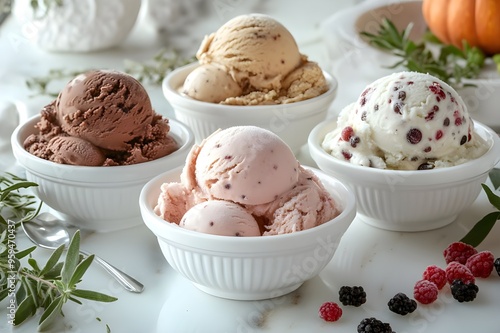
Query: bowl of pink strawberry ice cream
139,126,356,300
309,71,500,232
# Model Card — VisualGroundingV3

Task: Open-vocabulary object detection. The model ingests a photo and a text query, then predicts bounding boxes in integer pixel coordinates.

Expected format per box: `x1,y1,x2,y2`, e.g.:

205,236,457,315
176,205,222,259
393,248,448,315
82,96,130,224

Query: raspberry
357,317,393,333
339,286,366,307
465,251,494,278
422,265,447,289
450,280,479,302
495,258,500,276
318,302,342,322
443,241,477,265
388,292,417,315
445,262,475,284
413,279,438,304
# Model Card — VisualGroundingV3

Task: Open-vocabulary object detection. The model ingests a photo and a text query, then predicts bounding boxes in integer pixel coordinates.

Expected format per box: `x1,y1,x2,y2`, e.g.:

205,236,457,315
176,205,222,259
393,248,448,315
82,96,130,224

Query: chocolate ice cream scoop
56,70,154,151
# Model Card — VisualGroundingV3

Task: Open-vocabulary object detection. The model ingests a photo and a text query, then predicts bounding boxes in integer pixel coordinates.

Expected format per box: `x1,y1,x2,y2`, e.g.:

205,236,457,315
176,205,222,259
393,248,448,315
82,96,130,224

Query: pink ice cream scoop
245,166,338,235
154,126,340,236
194,126,300,205
179,200,261,236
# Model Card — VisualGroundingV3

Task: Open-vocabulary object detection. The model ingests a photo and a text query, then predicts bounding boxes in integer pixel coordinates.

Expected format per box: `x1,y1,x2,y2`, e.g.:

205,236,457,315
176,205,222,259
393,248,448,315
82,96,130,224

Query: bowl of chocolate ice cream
162,14,338,154
11,70,194,232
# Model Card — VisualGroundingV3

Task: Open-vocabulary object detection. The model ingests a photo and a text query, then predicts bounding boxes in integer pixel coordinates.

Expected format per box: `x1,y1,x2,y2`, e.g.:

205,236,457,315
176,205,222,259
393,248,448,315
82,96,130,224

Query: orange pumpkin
422,0,500,55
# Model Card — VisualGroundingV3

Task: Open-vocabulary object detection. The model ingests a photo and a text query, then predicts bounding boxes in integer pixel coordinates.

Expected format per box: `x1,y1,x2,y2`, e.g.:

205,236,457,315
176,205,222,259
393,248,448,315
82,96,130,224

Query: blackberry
357,317,393,333
494,258,500,276
450,279,479,302
339,286,366,307
388,292,417,315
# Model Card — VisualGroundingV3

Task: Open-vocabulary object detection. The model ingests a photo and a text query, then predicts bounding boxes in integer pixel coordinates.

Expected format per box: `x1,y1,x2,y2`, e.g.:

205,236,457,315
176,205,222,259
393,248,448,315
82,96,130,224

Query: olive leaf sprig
460,169,500,247
360,18,486,87
0,173,117,331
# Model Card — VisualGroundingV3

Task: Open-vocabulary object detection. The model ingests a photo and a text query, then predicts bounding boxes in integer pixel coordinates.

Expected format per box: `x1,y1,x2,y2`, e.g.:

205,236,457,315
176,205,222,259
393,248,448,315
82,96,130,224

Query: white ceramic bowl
11,115,195,232
13,0,141,52
162,62,338,154
308,119,500,232
139,166,356,300
321,0,500,133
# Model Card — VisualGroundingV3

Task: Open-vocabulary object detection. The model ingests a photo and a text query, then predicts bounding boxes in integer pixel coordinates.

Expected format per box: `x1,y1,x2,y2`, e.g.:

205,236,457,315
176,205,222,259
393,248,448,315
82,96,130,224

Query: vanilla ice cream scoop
322,71,489,170
196,13,303,92
182,64,242,103
180,200,261,236
194,126,299,205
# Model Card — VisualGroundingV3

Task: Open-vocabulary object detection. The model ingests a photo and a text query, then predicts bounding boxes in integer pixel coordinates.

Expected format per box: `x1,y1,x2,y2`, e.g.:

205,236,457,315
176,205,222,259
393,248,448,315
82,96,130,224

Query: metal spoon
21,212,144,293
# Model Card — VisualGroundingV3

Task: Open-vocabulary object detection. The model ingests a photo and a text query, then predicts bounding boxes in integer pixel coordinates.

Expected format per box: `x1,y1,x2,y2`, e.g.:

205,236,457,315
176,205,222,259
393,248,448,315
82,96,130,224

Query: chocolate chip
407,128,422,144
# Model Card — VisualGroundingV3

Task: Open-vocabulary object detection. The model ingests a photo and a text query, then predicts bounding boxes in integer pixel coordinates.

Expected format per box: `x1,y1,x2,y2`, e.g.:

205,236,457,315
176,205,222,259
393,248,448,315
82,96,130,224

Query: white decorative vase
13,0,141,52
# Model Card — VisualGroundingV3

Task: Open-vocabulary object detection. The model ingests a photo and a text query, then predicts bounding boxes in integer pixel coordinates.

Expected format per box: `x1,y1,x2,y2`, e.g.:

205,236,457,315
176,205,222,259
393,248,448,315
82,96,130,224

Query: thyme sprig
25,49,196,97
123,48,196,85
25,68,84,98
360,18,486,87
0,173,117,331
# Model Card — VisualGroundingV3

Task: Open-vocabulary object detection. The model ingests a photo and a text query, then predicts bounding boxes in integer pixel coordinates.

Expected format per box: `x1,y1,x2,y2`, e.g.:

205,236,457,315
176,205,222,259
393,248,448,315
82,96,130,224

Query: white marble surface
1,1,500,332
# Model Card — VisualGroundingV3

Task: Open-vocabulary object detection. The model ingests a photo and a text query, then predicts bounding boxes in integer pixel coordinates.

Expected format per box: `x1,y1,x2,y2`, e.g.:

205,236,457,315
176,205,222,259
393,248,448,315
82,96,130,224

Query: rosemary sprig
0,173,117,331
123,48,196,85
0,172,42,228
360,18,486,87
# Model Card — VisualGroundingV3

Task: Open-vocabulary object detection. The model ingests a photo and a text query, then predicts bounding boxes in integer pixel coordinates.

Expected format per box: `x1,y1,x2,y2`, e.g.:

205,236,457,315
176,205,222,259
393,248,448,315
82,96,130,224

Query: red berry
413,279,438,304
443,241,477,265
422,265,447,290
341,126,354,141
465,251,494,278
319,302,343,322
445,262,475,285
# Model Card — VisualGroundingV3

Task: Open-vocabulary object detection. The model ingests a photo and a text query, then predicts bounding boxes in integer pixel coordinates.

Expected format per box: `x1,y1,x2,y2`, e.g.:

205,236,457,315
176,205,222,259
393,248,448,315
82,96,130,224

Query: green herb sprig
460,169,500,247
0,173,117,331
25,68,84,98
0,173,42,228
26,49,196,97
123,48,196,85
8,230,117,330
360,18,486,87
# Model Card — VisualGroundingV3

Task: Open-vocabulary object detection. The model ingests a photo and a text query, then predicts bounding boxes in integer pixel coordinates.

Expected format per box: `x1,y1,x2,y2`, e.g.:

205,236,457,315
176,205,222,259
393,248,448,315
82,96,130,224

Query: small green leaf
15,246,37,259
71,289,118,302
38,295,64,331
40,244,65,277
482,183,500,210
460,211,500,247
61,230,81,286
490,168,500,190
43,262,64,280
14,295,37,325
28,258,41,271
68,255,94,288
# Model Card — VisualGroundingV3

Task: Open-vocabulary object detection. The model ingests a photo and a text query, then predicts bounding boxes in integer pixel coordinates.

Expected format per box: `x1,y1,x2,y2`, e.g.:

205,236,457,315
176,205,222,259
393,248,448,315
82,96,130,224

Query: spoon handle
80,249,144,293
